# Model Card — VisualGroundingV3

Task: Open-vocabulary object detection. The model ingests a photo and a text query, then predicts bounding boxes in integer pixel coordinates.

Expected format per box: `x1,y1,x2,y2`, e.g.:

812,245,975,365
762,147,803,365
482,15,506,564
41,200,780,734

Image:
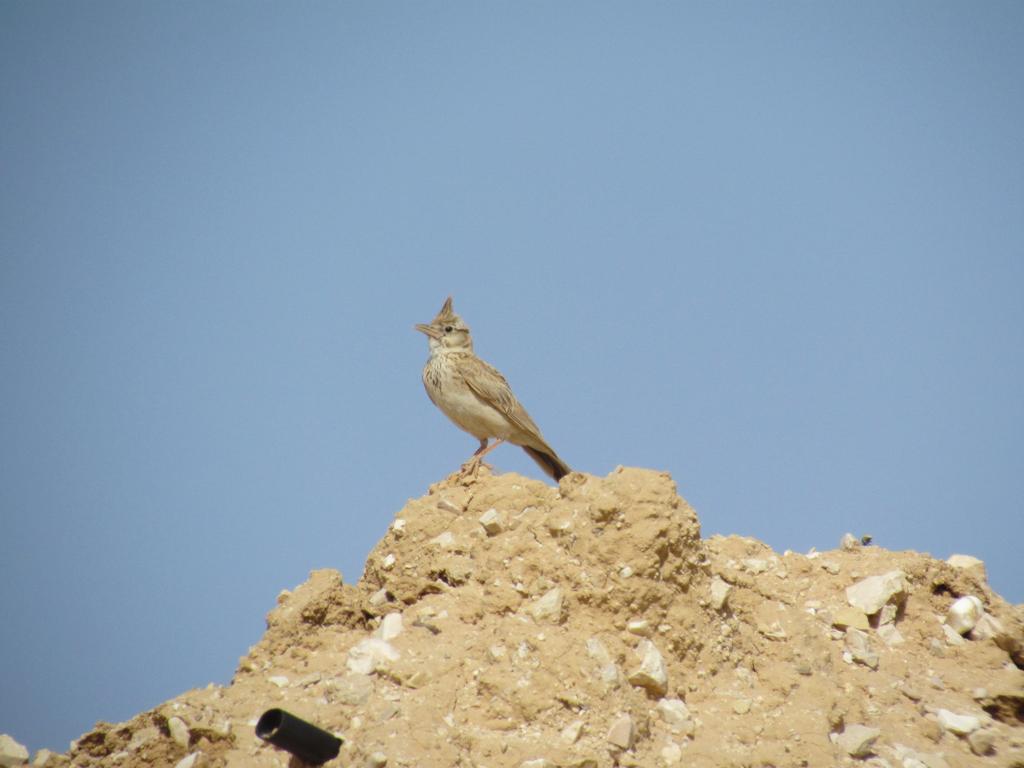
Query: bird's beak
415,323,442,339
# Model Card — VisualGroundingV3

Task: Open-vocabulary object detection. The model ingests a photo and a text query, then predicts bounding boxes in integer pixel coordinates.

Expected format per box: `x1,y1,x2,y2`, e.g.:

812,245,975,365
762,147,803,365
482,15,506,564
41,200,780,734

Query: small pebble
478,508,505,536
627,619,652,637
437,498,461,514
967,728,996,756
709,576,731,612
935,708,981,735
173,754,202,768
836,724,879,758
167,716,190,749
606,713,634,750
560,720,584,744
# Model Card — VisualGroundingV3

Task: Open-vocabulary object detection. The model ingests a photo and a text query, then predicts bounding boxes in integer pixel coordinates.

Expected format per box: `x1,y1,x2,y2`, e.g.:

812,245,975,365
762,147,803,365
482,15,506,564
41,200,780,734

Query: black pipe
255,708,342,765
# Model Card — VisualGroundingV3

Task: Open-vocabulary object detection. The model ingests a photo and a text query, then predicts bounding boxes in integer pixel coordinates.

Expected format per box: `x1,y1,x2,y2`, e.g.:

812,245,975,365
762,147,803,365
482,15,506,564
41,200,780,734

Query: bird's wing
459,355,548,445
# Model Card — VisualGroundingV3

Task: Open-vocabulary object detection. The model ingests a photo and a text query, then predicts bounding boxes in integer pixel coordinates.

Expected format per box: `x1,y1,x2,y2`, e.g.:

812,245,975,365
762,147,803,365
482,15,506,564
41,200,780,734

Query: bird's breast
422,355,511,441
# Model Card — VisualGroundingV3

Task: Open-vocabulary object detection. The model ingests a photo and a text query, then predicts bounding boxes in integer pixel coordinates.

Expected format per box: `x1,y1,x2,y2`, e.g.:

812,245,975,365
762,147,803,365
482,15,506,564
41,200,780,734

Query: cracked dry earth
24,467,1024,768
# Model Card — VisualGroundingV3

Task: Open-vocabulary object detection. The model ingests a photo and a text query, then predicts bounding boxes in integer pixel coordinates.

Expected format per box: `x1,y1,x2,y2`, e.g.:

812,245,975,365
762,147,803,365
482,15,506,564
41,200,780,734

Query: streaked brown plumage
415,296,572,481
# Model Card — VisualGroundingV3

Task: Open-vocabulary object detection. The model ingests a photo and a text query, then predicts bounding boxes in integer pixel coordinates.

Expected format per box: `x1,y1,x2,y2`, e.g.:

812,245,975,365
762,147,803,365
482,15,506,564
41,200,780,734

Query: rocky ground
4,467,1023,768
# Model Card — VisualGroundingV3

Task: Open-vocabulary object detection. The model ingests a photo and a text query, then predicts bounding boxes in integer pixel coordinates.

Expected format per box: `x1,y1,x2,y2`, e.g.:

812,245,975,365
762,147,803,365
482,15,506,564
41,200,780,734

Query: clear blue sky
2,1,1021,755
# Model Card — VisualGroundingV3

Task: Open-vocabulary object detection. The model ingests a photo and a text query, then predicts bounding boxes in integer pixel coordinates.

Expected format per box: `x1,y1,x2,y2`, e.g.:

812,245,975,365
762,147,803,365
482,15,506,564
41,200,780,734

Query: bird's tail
522,446,572,481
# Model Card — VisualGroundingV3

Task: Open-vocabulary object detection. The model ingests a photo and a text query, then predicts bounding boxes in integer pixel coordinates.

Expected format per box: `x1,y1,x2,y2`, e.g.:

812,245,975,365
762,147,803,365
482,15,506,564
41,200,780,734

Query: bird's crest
433,296,459,325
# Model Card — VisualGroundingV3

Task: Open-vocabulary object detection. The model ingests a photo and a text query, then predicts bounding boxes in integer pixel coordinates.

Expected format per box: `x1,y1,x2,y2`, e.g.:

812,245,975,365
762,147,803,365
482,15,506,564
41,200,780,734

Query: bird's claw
455,456,493,482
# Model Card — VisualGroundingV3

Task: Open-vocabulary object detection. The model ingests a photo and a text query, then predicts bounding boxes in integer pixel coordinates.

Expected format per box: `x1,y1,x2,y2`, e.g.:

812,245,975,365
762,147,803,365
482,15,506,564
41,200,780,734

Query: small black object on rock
255,708,342,765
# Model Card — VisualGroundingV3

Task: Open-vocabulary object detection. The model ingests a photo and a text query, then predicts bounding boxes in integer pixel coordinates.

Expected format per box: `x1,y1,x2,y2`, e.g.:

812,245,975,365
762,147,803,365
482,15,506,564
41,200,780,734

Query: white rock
430,531,456,548
346,638,400,675
877,603,898,627
528,587,564,623
174,754,202,768
267,675,289,687
891,743,945,768
846,570,907,615
836,724,880,757
845,628,879,669
380,553,396,570
167,717,190,749
0,735,29,767
969,612,1004,641
659,741,683,764
840,532,860,550
598,663,618,684
437,497,461,514
365,752,388,768
709,576,731,611
627,619,653,636
656,698,693,734
560,720,584,744
742,558,769,574
374,612,404,642
877,623,904,647
586,638,620,685
606,713,634,749
31,749,58,767
946,596,983,635
947,554,985,578
935,708,981,735
627,638,669,696
520,760,553,768
368,588,388,607
586,638,612,664
478,508,505,536
941,623,966,645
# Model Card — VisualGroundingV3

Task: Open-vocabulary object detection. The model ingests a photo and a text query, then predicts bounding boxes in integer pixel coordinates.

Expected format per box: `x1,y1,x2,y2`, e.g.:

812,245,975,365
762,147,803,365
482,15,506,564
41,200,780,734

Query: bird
415,296,572,481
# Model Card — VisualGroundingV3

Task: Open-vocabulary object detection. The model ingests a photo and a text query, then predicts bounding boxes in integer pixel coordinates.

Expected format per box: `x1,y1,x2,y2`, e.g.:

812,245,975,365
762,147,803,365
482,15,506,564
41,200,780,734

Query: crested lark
415,296,572,481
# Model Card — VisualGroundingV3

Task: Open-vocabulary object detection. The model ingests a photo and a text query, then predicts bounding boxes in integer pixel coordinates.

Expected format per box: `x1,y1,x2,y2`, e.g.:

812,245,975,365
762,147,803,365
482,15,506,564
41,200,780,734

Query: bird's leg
460,438,505,476
475,438,505,459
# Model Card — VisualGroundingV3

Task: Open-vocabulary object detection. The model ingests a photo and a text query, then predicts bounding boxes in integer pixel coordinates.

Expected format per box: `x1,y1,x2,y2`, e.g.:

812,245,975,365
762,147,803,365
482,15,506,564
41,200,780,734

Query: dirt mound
27,468,1024,767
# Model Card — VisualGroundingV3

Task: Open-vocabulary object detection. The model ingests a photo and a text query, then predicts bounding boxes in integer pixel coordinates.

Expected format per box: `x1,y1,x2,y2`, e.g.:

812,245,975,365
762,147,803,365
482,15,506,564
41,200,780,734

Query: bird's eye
444,325,454,333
